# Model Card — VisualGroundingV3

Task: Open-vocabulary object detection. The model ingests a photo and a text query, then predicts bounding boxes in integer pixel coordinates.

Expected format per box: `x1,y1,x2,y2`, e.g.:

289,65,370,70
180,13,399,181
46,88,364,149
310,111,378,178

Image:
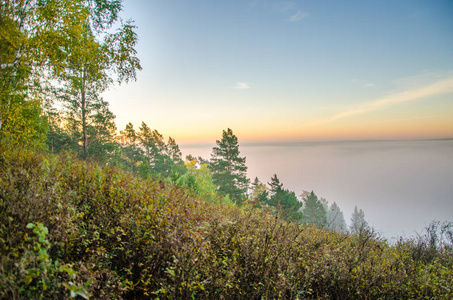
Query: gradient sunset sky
104,0,453,144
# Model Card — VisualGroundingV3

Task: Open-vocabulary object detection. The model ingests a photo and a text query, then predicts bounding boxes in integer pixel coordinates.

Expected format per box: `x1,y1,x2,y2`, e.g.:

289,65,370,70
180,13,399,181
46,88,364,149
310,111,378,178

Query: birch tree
0,0,140,150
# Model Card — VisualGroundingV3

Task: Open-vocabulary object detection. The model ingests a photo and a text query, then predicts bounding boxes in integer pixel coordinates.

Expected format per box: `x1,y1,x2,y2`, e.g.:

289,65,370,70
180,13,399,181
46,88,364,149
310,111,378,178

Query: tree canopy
0,0,140,152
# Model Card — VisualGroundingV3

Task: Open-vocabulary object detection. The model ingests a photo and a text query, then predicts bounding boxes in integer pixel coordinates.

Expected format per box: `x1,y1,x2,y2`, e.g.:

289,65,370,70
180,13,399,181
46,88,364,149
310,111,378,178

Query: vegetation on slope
1,144,452,299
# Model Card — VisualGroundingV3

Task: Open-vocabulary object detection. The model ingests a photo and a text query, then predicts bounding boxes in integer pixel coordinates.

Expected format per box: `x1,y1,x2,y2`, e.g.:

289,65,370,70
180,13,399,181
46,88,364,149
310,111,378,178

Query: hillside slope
1,145,452,299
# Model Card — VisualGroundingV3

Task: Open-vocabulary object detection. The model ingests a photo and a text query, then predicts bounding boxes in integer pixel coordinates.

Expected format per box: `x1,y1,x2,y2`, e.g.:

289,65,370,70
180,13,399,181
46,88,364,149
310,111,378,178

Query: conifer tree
210,128,249,203
250,177,268,207
265,175,302,222
327,202,348,233
119,122,141,171
251,177,260,189
166,137,183,165
135,122,185,177
138,122,155,161
350,206,369,233
268,174,283,197
302,191,327,227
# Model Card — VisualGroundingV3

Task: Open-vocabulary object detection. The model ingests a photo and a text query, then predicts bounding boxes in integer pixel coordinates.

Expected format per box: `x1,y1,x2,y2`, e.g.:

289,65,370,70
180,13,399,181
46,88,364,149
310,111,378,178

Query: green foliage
263,174,303,223
0,34,47,148
1,144,452,299
0,0,92,147
0,0,140,154
210,128,249,203
267,173,283,195
0,220,89,299
52,5,140,161
269,187,303,223
176,159,223,203
302,191,327,227
249,177,268,208
117,121,186,178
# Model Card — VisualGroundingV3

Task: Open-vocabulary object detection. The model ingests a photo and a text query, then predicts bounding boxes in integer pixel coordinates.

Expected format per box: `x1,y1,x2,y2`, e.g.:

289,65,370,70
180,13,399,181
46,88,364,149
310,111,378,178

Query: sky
104,0,453,144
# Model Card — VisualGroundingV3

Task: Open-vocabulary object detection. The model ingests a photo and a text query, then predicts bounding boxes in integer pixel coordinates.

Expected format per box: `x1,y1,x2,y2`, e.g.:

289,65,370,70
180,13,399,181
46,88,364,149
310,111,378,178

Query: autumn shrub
1,143,452,299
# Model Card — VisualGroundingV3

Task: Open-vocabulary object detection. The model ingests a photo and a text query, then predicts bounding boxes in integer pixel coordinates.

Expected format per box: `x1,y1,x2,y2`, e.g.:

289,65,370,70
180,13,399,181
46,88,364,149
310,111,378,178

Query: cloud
274,1,296,12
327,76,453,122
233,82,251,89
289,11,309,22
365,83,375,87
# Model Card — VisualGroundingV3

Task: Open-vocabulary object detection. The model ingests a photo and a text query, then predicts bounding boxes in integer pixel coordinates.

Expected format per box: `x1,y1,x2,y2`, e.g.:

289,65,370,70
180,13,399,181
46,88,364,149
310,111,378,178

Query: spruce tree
350,206,369,233
327,202,348,233
265,175,302,222
210,128,249,203
302,191,327,227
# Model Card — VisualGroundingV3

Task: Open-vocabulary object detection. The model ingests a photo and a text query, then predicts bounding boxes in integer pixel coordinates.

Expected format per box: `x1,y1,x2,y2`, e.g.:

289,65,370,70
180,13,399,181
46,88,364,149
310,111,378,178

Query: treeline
1,0,363,233
49,115,363,234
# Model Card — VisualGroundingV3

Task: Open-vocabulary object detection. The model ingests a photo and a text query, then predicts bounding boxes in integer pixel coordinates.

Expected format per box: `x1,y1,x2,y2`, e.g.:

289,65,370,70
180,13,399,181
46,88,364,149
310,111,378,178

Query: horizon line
179,136,453,148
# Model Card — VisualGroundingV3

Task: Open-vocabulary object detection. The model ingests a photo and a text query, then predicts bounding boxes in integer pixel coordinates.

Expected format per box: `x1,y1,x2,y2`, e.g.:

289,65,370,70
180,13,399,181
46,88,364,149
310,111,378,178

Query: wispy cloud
233,82,251,89
327,76,453,122
274,1,296,12
289,11,309,22
365,83,375,87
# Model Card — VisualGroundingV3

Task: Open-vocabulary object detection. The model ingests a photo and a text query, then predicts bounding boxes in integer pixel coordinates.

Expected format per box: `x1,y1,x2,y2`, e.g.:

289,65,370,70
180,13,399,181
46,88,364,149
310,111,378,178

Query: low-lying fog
181,139,453,240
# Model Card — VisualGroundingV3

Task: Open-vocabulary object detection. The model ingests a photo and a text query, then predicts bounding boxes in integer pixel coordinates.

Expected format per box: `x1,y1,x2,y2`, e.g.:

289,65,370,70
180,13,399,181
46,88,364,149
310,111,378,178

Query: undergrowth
1,145,452,299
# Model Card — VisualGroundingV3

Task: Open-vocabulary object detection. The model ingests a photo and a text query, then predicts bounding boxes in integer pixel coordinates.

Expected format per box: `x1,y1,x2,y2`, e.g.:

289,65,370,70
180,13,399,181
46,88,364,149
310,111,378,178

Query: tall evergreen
327,202,348,233
210,128,249,203
350,206,369,233
268,174,283,197
265,174,302,222
272,188,303,222
302,191,327,227
135,122,185,178
118,122,141,172
166,137,183,165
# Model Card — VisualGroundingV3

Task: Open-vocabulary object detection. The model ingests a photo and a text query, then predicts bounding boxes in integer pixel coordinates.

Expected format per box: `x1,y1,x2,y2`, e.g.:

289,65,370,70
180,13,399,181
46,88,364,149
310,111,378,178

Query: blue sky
104,0,453,143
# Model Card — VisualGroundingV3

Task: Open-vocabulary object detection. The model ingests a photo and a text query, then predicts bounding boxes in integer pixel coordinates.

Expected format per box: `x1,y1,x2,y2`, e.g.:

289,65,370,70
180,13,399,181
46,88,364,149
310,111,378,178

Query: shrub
1,144,452,299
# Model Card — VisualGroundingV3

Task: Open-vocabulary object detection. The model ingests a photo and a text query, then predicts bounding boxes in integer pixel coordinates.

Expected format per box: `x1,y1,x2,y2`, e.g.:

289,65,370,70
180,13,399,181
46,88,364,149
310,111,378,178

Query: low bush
1,144,452,299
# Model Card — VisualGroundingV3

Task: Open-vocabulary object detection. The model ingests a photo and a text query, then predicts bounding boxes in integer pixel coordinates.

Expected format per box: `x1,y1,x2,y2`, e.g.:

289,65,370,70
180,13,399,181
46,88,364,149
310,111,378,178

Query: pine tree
119,122,141,172
135,122,185,178
84,99,118,163
138,122,155,161
166,137,183,165
302,191,327,227
210,128,249,203
268,174,283,197
251,177,260,189
350,206,369,233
